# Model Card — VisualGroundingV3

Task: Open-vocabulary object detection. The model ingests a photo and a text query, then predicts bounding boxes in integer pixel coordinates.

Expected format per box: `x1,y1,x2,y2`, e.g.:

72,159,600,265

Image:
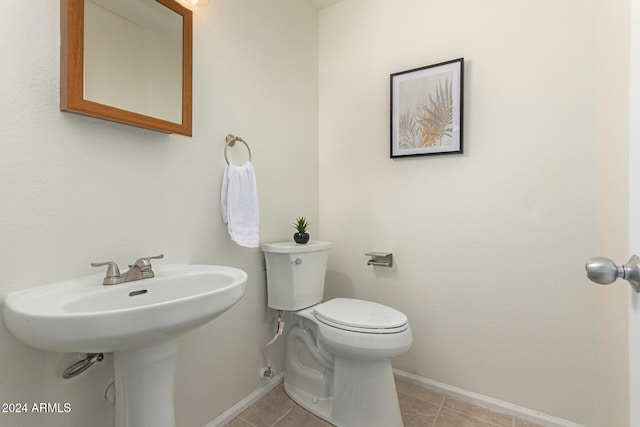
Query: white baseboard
393,369,586,427
204,373,284,427
204,369,585,427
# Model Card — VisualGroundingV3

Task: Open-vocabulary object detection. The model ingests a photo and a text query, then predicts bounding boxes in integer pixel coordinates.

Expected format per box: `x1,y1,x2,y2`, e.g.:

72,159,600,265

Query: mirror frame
60,0,193,136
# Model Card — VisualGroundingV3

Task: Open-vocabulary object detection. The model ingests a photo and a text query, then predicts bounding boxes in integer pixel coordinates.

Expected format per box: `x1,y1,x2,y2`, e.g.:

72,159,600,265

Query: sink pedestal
114,340,179,427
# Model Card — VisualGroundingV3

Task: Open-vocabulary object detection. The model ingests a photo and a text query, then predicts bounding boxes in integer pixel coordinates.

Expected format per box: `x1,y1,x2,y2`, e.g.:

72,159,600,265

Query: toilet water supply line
261,311,284,379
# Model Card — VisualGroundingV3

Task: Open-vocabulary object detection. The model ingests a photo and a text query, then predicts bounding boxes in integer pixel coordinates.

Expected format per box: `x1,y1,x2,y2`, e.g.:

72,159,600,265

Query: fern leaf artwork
401,73,454,148
398,110,421,149
416,78,454,147
391,58,463,158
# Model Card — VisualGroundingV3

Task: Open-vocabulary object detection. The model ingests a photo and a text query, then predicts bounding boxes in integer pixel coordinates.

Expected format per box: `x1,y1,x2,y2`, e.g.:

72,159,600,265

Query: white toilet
261,241,412,427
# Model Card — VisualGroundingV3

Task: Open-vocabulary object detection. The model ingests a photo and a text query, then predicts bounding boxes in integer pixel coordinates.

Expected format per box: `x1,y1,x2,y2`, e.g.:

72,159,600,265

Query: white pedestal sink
1,264,248,427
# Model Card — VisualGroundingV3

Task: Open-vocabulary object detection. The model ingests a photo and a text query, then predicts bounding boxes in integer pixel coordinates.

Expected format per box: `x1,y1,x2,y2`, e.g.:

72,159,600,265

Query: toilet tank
261,241,331,311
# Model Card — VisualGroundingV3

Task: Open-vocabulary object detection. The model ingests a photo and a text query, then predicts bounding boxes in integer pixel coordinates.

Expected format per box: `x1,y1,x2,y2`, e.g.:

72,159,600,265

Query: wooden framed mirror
60,0,193,136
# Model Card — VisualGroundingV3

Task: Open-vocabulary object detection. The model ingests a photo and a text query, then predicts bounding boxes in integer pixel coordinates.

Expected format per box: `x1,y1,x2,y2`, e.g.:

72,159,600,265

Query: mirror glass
84,0,183,123
60,0,192,136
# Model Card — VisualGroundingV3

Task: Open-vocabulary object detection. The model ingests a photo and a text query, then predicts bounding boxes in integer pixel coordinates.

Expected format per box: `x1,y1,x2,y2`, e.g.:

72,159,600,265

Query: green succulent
293,216,310,233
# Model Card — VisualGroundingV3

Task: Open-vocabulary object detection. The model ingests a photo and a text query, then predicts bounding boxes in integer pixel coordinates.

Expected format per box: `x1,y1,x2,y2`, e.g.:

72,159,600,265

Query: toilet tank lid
260,241,331,253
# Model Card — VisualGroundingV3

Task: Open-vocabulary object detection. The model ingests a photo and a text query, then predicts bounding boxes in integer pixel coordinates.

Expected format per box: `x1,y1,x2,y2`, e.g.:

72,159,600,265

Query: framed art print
390,58,463,158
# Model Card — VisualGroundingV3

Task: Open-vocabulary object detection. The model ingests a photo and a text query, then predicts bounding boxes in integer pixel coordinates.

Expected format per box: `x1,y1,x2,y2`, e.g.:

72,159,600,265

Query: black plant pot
293,232,309,244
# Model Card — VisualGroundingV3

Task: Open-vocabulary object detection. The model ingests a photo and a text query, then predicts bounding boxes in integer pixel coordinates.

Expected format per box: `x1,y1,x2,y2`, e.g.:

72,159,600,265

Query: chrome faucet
91,254,164,286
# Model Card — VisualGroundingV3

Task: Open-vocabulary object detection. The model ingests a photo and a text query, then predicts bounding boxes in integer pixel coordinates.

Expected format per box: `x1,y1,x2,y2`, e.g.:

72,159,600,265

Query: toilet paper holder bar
365,252,393,267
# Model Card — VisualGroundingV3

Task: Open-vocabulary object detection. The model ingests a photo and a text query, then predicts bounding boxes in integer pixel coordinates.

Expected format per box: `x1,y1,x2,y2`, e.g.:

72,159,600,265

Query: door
630,0,640,424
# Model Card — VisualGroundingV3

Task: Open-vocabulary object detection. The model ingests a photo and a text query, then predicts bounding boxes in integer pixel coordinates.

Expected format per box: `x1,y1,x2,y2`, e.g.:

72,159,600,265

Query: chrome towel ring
224,134,252,165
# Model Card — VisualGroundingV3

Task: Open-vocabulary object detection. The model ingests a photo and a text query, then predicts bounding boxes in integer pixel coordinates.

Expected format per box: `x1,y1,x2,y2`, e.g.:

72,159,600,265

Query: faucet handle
90,261,121,285
132,254,165,269
130,254,164,280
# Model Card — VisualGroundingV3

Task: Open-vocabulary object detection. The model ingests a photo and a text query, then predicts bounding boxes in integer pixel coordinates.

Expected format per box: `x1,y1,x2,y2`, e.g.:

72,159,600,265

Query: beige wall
596,0,631,425
0,1,318,427
318,0,601,424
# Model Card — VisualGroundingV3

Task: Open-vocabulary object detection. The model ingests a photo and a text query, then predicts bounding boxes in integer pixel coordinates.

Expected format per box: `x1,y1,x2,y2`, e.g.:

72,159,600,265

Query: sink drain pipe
260,311,283,379
62,353,104,379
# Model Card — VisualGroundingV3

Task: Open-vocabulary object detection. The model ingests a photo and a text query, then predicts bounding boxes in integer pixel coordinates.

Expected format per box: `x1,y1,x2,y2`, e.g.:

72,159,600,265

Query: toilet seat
313,298,408,334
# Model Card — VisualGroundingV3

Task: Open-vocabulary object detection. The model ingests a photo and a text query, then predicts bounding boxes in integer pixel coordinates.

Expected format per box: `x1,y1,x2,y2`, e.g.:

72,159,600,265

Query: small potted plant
293,216,310,244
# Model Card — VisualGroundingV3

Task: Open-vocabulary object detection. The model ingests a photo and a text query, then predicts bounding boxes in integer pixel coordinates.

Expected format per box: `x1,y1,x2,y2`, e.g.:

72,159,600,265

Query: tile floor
224,378,544,427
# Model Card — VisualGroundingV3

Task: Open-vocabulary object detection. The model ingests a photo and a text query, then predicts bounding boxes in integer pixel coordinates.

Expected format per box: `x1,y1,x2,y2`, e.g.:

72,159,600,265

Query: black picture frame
390,58,464,158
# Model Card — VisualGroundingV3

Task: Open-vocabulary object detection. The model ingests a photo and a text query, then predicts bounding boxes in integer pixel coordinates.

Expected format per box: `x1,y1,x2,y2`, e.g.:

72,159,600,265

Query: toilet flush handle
291,258,302,265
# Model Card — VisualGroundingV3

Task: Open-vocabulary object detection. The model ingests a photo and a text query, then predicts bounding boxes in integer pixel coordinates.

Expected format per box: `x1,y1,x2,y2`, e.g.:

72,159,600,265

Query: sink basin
2,264,247,353
1,263,248,427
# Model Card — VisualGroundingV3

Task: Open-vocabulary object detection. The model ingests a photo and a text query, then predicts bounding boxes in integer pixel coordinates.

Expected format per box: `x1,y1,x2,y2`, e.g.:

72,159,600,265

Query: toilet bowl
285,298,412,427
261,241,412,427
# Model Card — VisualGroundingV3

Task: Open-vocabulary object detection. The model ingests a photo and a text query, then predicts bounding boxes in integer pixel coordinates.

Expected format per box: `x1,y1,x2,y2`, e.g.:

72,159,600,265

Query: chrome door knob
585,255,640,292
585,257,622,284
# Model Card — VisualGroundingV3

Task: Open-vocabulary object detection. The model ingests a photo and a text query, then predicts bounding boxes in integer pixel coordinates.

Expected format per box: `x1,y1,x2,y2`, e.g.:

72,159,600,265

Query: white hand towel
220,162,259,248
